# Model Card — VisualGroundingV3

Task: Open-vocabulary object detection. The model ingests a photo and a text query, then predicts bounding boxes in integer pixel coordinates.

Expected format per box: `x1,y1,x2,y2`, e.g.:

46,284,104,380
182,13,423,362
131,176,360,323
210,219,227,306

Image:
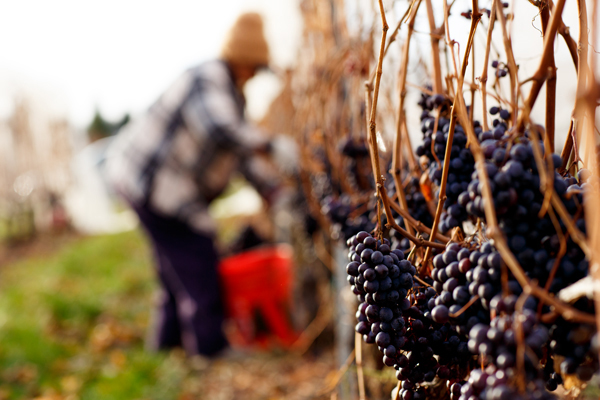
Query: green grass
0,230,189,400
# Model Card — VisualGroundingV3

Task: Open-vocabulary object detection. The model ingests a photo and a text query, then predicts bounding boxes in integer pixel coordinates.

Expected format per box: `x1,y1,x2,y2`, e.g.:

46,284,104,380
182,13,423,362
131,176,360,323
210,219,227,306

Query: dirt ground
174,349,338,400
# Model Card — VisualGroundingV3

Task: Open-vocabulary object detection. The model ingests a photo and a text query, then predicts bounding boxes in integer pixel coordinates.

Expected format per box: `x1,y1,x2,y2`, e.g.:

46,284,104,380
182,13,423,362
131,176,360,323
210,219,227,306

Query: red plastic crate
218,244,297,348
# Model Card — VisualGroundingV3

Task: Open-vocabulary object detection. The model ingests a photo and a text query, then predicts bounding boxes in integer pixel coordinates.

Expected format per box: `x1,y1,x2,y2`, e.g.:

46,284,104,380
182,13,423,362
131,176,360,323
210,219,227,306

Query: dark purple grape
356,321,370,335
374,264,389,277
363,268,377,281
371,251,383,264
346,261,360,276
458,258,471,273
376,331,391,347
379,307,394,322
432,305,449,324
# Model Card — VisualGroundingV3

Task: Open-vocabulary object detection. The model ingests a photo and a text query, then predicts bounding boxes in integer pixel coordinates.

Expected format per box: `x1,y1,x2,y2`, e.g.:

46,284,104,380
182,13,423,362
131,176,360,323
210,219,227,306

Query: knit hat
220,12,270,67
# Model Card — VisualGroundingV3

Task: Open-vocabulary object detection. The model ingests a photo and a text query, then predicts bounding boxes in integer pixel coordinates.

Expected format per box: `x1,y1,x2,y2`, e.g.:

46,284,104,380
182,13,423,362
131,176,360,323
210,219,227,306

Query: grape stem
449,295,480,318
402,115,423,176
414,275,433,288
380,186,447,250
550,191,591,258
387,200,452,243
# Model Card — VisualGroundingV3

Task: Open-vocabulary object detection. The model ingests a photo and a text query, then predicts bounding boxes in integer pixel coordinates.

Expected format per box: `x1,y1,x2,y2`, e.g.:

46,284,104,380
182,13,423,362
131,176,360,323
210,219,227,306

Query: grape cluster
415,92,477,234
346,231,415,365
347,236,479,397
460,314,556,400
395,285,472,390
455,135,589,290
451,124,597,389
340,95,598,399
452,363,555,400
430,243,497,332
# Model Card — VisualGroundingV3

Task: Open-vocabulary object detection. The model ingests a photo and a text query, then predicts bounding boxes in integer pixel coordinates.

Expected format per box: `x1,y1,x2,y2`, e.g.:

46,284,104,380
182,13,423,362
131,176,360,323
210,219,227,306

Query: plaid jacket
106,59,275,235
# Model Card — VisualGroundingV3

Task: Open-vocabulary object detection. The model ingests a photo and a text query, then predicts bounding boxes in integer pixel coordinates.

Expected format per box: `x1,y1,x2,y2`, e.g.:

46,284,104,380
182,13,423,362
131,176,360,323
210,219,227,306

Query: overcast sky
0,0,593,147
0,0,302,127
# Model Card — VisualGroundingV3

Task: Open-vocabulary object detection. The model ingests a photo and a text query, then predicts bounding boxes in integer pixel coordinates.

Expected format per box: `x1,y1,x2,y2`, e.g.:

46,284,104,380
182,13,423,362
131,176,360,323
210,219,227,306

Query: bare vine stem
449,295,480,318
402,115,422,174
515,293,528,392
414,275,433,287
422,0,483,268
559,120,575,172
494,0,519,127
538,207,568,316
381,186,447,250
367,0,419,87
424,0,444,94
320,349,356,394
394,381,402,400
580,0,600,361
517,0,566,132
355,332,366,400
548,0,579,71
387,200,451,243
444,0,596,326
566,0,590,172
528,124,555,219
539,0,556,152
470,41,476,125
392,0,422,238
365,0,389,240
479,0,497,132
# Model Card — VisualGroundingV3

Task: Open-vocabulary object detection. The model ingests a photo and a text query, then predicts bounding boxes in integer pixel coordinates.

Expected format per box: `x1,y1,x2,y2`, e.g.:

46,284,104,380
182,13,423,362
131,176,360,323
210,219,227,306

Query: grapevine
290,0,600,398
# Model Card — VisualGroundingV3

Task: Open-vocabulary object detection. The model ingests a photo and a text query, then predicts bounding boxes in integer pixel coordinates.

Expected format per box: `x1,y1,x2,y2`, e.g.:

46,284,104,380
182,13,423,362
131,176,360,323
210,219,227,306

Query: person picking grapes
105,12,279,357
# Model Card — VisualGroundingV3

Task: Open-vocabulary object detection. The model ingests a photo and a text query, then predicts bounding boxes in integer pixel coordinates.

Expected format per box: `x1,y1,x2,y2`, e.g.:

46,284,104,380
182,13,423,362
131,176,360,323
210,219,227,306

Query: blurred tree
87,110,130,142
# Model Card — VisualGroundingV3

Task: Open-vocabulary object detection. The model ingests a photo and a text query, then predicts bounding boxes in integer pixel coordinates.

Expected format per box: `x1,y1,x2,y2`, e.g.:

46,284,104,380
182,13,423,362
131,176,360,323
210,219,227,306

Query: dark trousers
133,204,228,356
